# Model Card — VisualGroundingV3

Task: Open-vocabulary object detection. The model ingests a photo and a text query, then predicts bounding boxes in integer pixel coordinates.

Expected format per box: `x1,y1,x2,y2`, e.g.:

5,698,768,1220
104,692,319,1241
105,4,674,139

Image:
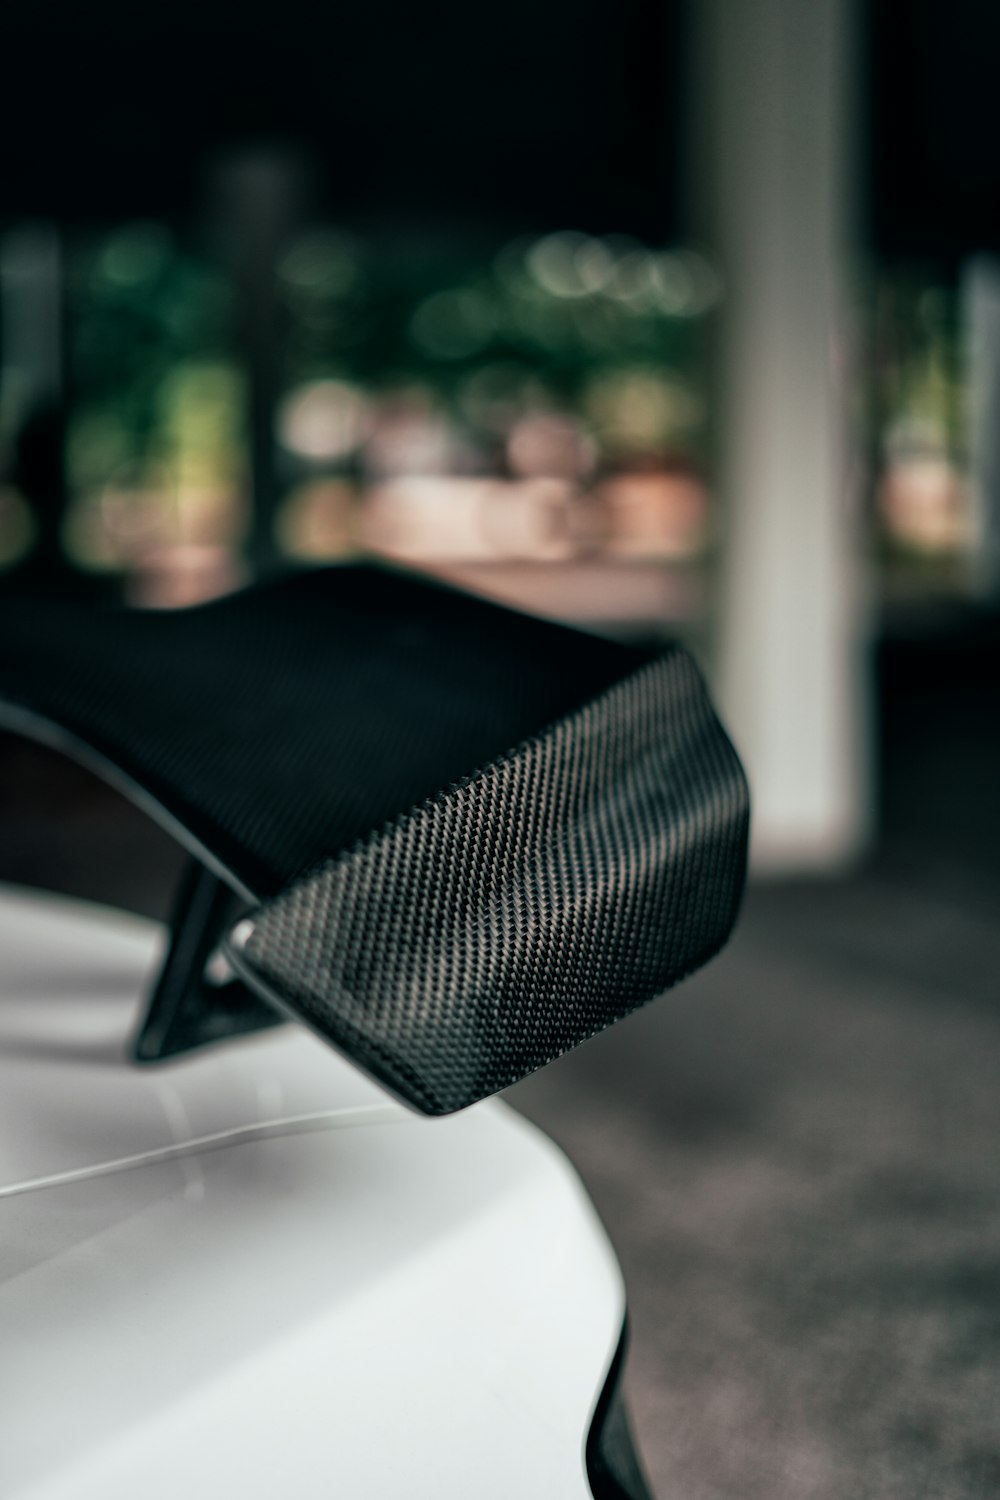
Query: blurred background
1,0,999,1495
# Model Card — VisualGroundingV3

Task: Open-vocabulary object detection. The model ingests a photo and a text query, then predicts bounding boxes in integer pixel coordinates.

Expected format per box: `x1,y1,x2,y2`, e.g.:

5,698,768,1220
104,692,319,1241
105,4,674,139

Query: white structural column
688,0,871,870
963,256,1000,600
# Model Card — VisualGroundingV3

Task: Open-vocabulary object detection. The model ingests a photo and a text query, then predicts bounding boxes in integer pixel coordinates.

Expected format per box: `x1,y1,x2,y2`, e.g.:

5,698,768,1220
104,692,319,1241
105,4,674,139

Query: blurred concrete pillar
1,225,73,592
210,150,311,580
686,0,871,871
963,256,1000,600
1,225,63,407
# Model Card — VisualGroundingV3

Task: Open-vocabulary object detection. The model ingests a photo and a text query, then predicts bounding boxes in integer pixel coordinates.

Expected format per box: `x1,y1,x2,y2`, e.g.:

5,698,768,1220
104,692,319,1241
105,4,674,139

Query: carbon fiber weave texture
0,567,640,896
227,648,749,1114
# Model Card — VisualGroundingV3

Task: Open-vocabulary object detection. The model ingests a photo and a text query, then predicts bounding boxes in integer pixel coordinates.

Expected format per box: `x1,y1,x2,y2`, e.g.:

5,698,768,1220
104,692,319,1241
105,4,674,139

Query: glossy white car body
0,886,625,1500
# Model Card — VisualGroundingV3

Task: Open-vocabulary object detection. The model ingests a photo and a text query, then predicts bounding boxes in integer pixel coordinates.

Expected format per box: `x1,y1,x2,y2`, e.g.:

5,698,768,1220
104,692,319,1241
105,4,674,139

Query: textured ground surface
509,871,1000,1500
511,618,1000,1499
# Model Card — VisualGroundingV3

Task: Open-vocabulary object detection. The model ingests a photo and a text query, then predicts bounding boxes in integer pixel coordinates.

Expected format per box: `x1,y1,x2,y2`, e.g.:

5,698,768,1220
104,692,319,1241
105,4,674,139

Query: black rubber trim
587,1322,655,1500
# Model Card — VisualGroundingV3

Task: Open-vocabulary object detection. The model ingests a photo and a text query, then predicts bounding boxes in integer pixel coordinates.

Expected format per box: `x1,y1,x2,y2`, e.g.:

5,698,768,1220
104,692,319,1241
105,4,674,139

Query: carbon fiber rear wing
0,566,748,1113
